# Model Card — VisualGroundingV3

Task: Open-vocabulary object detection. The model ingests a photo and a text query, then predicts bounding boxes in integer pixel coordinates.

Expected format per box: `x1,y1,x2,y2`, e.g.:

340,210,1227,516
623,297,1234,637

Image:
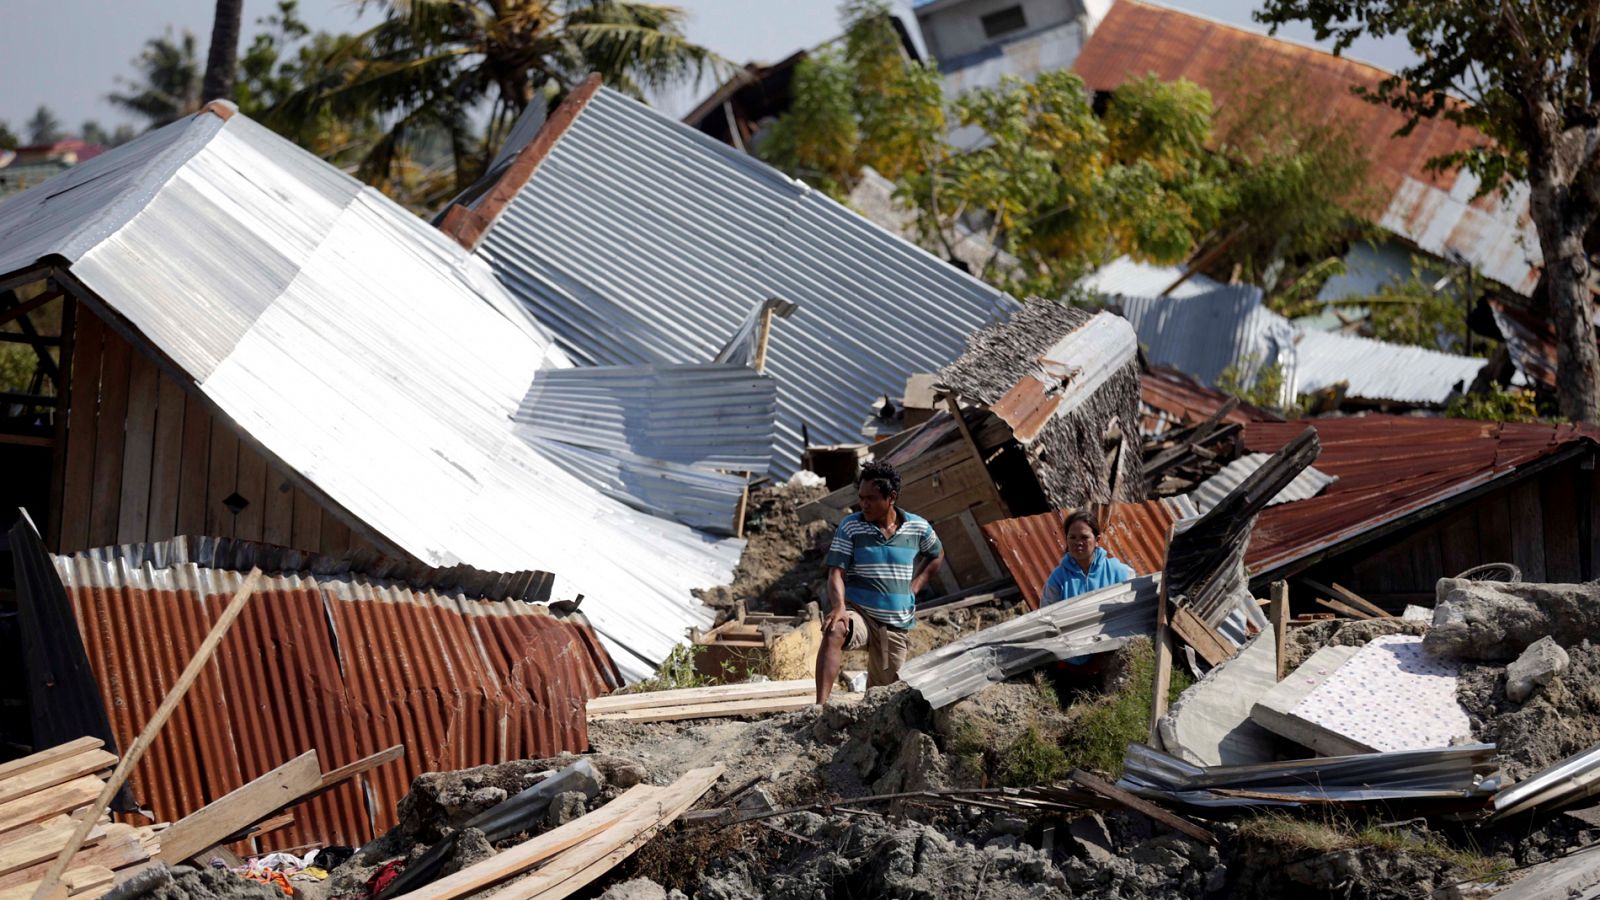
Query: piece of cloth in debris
824,509,943,629
1287,634,1472,752
844,607,910,687
366,860,406,897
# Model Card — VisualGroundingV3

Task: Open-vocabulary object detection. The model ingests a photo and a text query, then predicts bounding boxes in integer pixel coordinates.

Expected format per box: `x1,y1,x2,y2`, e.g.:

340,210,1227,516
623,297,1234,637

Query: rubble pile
694,479,833,617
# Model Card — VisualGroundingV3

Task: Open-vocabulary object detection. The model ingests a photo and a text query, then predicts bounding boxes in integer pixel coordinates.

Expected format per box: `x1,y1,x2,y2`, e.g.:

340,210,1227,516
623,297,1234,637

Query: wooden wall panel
1507,479,1547,582
1541,468,1582,582
53,318,363,559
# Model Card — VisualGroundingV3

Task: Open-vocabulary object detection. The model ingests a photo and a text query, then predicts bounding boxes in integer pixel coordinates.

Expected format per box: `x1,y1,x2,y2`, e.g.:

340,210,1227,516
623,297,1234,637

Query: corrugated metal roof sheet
47,537,618,850
1490,298,1558,390
1140,365,1283,435
1081,255,1222,300
1243,416,1600,578
1296,329,1485,405
1492,740,1600,820
1074,0,1539,296
461,87,1020,472
1116,286,1299,404
1188,452,1337,515
901,574,1164,709
0,104,745,680
980,497,1197,608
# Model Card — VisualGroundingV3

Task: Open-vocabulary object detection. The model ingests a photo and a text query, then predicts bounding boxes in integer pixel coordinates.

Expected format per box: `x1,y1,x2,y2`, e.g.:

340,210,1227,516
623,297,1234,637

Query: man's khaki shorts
844,607,910,688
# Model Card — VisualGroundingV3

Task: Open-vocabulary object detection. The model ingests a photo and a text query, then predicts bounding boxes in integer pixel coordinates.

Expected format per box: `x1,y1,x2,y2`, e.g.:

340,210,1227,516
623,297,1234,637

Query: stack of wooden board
405,765,724,900
586,681,832,723
0,738,166,899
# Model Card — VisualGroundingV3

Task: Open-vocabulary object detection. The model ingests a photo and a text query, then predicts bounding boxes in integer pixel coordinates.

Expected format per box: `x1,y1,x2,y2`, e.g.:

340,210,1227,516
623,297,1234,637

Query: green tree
758,0,945,196
286,0,722,191
1257,2,1600,423
25,106,62,144
109,30,203,128
0,121,17,150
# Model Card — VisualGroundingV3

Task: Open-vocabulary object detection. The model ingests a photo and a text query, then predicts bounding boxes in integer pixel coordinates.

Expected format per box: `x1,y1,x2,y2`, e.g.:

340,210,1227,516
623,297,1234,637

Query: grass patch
997,725,1073,787
1058,638,1194,777
627,644,711,693
1239,813,1510,882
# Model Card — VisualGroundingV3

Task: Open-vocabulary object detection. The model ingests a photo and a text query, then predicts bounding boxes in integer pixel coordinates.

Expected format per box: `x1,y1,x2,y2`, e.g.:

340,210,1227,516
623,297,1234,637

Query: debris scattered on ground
1426,579,1600,660
694,480,833,617
1459,640,1600,781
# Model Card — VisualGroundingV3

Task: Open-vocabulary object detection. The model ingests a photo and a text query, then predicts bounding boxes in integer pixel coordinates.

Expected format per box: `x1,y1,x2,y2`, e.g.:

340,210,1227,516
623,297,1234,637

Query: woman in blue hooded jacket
1041,509,1134,607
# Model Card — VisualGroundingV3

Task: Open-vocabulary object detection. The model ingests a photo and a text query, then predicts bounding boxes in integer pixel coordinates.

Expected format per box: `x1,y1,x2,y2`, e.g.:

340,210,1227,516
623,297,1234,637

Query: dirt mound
694,479,832,616
102,864,291,900
1283,618,1430,671
1458,640,1600,780
1227,837,1455,900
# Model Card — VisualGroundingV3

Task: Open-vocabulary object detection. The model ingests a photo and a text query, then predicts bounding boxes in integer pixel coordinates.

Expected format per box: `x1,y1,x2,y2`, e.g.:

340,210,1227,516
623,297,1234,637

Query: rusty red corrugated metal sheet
1242,416,1600,577
55,549,620,852
982,497,1192,608
1489,299,1559,389
1141,365,1283,434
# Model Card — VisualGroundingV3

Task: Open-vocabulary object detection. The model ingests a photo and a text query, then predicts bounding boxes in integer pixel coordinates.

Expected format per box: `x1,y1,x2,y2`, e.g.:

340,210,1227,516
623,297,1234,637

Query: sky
0,0,1419,139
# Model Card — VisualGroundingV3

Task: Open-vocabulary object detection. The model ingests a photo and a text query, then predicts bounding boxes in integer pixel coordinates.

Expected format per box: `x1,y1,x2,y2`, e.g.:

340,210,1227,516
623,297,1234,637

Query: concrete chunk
1505,636,1570,703
1425,579,1600,660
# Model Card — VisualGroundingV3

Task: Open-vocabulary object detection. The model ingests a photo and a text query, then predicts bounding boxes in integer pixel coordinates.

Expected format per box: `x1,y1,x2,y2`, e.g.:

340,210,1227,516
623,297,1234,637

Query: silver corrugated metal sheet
901,574,1163,709
1188,453,1337,515
1081,255,1222,300
1119,742,1500,808
1115,286,1299,406
1296,328,1485,406
472,88,1020,472
1492,741,1600,820
0,104,746,681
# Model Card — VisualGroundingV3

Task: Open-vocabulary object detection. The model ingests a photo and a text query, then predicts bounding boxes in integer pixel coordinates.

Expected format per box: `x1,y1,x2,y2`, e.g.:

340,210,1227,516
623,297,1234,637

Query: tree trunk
201,0,245,103
1530,176,1600,423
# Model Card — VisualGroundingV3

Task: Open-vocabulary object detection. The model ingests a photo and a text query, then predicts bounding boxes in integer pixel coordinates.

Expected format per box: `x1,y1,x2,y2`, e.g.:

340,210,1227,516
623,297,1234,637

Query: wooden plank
957,510,1003,580
489,765,724,900
406,787,657,900
1148,573,1173,745
84,328,130,550
1435,509,1482,586
0,751,116,807
1271,581,1289,682
1169,606,1234,667
1508,478,1547,581
154,750,321,864
1315,597,1374,620
1069,769,1215,846
144,374,186,541
316,745,403,791
587,681,813,715
1542,467,1583,582
319,507,350,556
290,485,322,554
173,392,210,540
27,570,261,900
0,866,113,900
1327,583,1393,619
114,354,159,545
231,443,267,543
202,417,238,539
0,830,144,891
260,468,294,547
943,395,1008,515
0,777,101,835
0,290,64,330
589,695,825,724
0,823,112,878
0,741,102,785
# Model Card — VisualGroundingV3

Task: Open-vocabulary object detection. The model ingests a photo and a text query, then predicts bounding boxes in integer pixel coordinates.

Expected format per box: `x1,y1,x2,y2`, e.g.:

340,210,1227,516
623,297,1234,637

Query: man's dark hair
859,460,901,497
1064,509,1101,539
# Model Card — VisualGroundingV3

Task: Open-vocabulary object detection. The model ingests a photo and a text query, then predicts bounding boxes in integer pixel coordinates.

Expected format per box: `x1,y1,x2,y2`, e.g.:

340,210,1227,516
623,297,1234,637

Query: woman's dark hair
859,460,901,497
1063,509,1101,539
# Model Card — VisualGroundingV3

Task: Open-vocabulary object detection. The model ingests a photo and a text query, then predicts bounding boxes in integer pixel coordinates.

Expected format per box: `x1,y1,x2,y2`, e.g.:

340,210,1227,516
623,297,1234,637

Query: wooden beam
0,751,116,807
943,394,1009,516
154,750,322,864
586,680,814,716
0,740,102,784
1168,606,1235,667
0,392,55,409
1329,582,1394,619
0,291,63,330
0,777,101,836
28,569,262,900
404,786,658,900
486,765,724,900
589,695,822,724
1315,597,1375,620
1148,572,1173,745
0,333,60,347
1271,581,1289,682
1068,770,1215,846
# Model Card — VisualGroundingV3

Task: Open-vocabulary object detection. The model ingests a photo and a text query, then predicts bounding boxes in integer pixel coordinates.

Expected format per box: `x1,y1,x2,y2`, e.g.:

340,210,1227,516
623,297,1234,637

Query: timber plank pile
0,738,166,900
586,680,832,723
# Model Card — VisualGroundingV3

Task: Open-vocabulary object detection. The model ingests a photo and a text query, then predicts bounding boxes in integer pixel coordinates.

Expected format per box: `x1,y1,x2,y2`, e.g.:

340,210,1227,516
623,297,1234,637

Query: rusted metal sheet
1490,299,1558,389
49,537,621,852
981,496,1197,608
1141,365,1282,435
1242,417,1600,578
1074,1,1539,296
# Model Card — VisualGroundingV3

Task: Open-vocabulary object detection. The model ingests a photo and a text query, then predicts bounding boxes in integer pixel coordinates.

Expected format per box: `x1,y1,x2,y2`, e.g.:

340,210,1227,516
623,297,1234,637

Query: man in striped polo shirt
815,460,945,702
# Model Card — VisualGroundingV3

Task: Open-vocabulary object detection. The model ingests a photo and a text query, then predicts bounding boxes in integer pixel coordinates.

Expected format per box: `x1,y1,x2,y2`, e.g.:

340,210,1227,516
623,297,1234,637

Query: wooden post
734,304,779,539
1148,572,1173,745
30,569,262,900
1271,580,1289,682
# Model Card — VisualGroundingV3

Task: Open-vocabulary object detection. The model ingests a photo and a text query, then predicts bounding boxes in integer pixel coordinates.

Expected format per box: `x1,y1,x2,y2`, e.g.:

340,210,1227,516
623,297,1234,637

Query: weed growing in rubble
631,644,711,693
1239,813,1509,882
998,725,1073,786
1058,640,1194,777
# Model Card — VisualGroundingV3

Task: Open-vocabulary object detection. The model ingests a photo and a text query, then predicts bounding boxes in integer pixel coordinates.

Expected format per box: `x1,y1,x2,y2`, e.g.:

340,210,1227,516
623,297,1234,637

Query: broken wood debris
587,680,843,723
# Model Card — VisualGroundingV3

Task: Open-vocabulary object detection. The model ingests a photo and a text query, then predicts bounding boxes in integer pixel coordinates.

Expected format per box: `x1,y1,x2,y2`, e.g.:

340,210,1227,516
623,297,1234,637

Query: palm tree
202,0,246,102
284,0,725,189
109,30,204,129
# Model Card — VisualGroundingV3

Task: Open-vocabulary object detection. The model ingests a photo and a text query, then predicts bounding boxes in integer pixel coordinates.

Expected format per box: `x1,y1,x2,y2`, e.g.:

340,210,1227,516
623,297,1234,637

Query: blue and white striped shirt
824,509,943,629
